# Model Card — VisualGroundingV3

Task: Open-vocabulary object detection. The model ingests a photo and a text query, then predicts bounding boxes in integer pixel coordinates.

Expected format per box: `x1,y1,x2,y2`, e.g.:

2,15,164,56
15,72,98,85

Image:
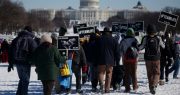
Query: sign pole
66,49,68,60
164,24,168,33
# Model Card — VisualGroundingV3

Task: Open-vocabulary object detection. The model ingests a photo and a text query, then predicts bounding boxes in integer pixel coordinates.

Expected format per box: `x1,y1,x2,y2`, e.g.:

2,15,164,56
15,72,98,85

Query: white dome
80,0,99,9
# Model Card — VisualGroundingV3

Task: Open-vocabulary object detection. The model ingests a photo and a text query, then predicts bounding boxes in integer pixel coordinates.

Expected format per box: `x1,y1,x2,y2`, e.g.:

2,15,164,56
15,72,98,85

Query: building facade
29,1,148,27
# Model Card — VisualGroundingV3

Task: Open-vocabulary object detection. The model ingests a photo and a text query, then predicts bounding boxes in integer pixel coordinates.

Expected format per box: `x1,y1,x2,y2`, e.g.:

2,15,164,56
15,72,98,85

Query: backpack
124,42,138,63
124,46,138,59
145,36,160,58
12,36,30,61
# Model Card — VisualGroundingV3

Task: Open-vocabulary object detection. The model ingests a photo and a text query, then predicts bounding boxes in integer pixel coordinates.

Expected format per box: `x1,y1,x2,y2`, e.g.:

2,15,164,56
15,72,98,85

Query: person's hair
24,26,32,32
103,27,112,35
59,27,67,36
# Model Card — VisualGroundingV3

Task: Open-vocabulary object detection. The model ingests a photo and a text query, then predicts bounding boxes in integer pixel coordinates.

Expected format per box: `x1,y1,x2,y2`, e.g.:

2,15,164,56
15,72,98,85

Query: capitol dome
80,0,99,9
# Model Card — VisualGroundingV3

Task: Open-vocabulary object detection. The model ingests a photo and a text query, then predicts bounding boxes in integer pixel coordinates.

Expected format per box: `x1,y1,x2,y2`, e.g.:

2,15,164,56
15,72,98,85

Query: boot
159,80,165,85
165,77,169,82
150,86,156,94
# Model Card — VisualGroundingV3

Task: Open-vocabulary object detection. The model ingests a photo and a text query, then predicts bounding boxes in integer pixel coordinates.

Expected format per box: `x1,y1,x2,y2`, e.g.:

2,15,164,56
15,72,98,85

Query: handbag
60,63,70,77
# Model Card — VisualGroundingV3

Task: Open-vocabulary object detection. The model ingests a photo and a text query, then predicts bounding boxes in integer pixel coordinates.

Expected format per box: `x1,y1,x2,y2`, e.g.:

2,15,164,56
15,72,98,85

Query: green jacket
31,43,65,80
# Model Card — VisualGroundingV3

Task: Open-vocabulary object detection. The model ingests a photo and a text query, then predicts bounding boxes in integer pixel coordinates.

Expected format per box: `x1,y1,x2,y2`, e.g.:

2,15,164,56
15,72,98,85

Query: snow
0,34,179,95
0,62,180,95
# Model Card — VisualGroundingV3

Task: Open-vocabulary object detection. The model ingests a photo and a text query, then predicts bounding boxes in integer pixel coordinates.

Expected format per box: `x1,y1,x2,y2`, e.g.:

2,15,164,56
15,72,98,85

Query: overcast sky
12,0,180,11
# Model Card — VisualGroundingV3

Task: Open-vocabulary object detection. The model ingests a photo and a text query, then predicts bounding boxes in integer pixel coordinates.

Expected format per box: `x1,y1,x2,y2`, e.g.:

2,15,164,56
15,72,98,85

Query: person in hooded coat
119,28,139,92
8,26,38,95
31,34,65,95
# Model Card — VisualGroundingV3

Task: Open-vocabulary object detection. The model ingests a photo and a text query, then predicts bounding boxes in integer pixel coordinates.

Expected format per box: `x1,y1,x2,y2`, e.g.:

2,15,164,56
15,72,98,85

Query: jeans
89,64,98,89
160,57,172,80
169,57,180,78
72,64,81,90
16,63,31,95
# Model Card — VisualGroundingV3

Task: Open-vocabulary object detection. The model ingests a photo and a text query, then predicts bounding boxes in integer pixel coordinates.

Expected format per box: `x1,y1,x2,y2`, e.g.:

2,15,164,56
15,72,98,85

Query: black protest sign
112,21,144,33
112,24,120,33
128,21,144,32
58,36,79,50
73,23,87,33
120,24,128,33
134,21,144,32
77,27,95,38
112,23,128,33
158,11,179,27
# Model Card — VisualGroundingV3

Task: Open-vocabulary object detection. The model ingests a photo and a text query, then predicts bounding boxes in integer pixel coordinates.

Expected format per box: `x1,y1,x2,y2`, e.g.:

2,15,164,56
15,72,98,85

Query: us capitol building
30,0,148,27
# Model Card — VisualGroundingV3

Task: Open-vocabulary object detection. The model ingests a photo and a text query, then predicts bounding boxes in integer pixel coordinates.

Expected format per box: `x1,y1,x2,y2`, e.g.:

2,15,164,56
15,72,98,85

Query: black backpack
145,36,160,58
12,36,30,61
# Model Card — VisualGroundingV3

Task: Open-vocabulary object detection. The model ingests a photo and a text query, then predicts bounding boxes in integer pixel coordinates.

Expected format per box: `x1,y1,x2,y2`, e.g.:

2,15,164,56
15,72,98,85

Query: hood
18,30,35,38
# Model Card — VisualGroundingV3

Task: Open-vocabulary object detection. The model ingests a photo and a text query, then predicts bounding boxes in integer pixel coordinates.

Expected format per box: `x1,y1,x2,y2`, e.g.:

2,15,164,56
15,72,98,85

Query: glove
8,64,14,72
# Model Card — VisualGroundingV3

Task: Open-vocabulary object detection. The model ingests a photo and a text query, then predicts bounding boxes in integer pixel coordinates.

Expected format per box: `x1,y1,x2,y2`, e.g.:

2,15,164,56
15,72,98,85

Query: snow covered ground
0,62,180,95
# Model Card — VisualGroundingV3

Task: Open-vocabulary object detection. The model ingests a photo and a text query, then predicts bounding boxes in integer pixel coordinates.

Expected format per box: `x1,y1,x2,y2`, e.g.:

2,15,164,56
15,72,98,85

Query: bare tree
53,11,70,29
0,0,27,33
26,13,40,32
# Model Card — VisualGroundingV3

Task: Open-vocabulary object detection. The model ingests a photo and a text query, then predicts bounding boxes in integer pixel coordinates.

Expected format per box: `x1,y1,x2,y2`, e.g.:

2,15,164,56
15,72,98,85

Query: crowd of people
1,24,179,95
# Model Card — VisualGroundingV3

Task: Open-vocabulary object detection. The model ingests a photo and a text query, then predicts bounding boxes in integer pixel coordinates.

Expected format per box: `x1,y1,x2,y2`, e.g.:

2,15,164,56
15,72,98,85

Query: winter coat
174,42,180,59
160,36,174,59
8,30,38,65
1,40,9,52
96,34,120,66
83,34,99,66
72,45,87,66
31,42,66,80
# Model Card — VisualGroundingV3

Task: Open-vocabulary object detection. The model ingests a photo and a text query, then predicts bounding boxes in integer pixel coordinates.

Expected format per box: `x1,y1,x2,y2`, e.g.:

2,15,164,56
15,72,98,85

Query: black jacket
97,34,120,66
8,30,38,64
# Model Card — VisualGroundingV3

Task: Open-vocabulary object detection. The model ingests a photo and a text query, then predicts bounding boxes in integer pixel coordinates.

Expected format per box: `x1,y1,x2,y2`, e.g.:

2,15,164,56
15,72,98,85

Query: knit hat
41,34,52,43
126,28,135,36
146,24,157,34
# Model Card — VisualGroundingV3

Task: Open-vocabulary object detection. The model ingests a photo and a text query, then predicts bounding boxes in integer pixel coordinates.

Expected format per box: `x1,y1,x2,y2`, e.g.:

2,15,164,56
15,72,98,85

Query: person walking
51,32,61,94
139,24,165,94
96,27,120,93
169,34,180,79
159,31,174,85
31,34,65,95
8,26,38,95
119,28,139,92
71,43,87,93
83,33,99,92
1,39,9,63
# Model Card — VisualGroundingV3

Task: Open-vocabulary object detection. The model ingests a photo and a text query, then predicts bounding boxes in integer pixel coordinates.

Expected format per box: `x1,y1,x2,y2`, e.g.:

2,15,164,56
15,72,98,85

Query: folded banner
60,63,70,77
58,60,72,88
